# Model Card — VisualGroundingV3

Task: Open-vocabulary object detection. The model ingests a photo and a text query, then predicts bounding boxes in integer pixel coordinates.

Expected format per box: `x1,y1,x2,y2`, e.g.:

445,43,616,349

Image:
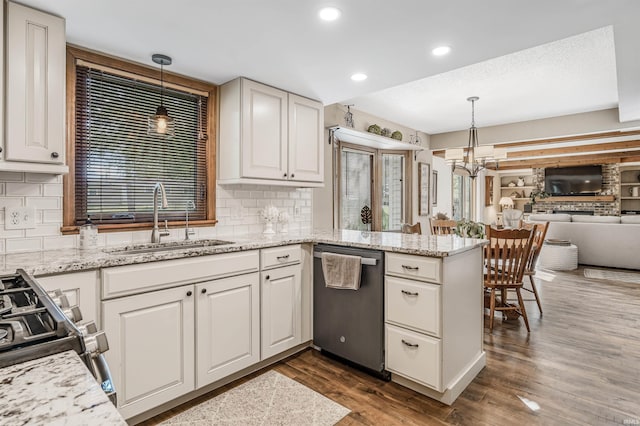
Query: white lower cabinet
386,324,441,390
35,270,100,328
102,285,195,419
384,249,485,405
195,273,260,388
261,264,302,359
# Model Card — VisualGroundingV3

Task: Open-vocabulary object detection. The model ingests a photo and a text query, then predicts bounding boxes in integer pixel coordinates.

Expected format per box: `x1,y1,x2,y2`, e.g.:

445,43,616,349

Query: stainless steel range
0,269,116,404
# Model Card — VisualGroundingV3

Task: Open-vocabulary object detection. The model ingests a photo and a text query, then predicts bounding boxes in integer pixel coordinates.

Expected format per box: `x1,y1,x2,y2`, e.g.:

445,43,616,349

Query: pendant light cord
160,63,164,108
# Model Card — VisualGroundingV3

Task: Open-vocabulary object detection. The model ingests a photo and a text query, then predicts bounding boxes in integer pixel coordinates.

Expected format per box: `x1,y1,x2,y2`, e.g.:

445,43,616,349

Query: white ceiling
16,0,640,134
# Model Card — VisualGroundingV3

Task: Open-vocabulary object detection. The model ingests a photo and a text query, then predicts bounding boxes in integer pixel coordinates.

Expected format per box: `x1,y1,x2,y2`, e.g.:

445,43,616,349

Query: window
452,171,473,221
63,47,217,233
336,142,410,232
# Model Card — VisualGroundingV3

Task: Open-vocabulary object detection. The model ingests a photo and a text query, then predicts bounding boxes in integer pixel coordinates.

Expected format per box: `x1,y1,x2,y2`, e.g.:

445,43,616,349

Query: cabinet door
35,271,100,328
102,286,195,419
288,94,324,182
261,265,302,359
241,79,288,180
6,3,65,164
195,273,259,388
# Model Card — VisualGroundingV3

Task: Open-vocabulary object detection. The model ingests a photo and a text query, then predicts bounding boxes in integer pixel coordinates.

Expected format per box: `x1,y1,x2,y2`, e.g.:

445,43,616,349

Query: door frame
334,141,413,231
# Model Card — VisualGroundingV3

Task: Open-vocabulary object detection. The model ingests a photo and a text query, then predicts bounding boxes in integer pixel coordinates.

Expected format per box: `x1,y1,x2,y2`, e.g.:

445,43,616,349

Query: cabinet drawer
261,244,301,270
385,276,441,337
386,324,441,391
102,250,259,299
385,252,441,283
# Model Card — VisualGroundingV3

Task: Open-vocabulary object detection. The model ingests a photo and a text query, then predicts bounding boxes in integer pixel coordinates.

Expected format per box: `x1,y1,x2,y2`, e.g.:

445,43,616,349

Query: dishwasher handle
313,252,377,266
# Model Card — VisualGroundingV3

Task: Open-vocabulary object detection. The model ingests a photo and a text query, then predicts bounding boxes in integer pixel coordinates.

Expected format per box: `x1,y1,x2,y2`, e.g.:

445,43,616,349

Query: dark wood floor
141,266,640,425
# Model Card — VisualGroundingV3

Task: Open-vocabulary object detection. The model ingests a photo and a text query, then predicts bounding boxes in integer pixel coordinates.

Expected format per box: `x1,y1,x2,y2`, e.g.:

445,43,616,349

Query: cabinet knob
201,288,207,294
186,291,193,297
51,152,59,159
283,173,287,178
0,147,3,153
291,173,295,178
265,275,270,280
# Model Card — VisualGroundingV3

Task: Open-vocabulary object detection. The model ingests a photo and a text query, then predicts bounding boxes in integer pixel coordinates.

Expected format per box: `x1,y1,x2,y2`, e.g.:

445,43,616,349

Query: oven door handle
93,353,117,406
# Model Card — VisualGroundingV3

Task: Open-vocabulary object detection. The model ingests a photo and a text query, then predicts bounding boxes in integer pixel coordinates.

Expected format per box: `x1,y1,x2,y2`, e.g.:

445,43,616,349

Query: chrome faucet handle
161,220,170,236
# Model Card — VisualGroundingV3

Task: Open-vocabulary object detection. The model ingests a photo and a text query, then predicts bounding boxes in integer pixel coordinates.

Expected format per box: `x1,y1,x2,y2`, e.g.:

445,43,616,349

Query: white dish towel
321,252,362,290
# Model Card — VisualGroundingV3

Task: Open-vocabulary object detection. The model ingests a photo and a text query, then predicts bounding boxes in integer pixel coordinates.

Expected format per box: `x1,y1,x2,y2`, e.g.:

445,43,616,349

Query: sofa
528,213,640,271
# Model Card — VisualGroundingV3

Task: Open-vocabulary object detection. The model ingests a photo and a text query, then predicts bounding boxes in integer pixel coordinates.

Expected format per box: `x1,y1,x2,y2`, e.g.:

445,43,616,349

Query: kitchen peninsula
0,230,486,422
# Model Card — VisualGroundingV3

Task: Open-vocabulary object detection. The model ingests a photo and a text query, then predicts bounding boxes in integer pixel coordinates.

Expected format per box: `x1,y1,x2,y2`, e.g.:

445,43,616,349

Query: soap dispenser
79,216,98,250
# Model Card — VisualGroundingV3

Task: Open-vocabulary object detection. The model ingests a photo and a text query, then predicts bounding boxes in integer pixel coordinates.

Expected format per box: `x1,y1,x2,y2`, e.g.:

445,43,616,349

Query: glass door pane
381,153,405,231
340,149,373,230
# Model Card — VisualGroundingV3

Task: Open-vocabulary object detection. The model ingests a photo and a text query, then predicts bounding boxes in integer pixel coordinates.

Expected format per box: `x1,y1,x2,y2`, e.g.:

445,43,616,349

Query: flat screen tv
544,165,602,196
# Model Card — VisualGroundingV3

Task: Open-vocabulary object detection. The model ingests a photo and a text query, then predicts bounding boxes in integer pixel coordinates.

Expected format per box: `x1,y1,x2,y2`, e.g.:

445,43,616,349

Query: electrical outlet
294,202,301,217
5,207,36,230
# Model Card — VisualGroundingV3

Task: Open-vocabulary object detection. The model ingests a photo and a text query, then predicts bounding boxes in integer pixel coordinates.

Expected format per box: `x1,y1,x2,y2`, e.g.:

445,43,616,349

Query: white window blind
74,65,208,225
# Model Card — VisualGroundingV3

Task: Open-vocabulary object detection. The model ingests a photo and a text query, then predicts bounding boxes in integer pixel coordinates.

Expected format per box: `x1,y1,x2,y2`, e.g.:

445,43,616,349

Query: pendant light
148,53,175,137
444,97,507,179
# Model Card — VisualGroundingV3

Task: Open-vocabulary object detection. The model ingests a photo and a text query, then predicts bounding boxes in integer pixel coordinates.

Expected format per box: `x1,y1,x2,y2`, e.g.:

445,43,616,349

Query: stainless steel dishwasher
313,244,389,379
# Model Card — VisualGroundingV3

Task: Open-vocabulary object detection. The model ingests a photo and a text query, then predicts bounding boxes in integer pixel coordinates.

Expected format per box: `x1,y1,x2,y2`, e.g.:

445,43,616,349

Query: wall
313,104,431,231
431,156,452,218
430,108,640,149
0,171,312,253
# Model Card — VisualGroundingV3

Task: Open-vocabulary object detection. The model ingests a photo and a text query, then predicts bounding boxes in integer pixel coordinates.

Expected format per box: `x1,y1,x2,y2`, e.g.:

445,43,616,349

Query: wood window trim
335,142,413,232
62,45,218,235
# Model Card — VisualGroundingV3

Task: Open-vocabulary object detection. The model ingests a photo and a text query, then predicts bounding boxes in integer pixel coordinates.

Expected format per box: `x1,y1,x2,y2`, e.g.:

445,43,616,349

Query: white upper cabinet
240,80,288,180
3,2,67,174
288,94,323,182
219,77,324,187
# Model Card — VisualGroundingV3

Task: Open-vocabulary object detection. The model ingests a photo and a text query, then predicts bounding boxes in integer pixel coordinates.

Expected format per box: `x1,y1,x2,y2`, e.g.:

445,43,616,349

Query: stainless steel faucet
151,183,170,243
185,200,196,240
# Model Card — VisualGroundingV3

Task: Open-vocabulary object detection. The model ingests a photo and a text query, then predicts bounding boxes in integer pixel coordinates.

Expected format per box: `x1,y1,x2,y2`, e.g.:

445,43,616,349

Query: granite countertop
0,229,487,276
0,350,126,425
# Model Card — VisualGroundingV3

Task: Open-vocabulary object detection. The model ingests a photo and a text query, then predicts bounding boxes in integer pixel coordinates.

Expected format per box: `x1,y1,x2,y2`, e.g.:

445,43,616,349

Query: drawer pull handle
401,265,419,271
277,254,290,260
402,339,419,348
401,290,419,296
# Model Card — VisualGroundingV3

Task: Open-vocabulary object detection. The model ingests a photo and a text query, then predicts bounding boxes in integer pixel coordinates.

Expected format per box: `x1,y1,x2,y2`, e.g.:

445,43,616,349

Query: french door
336,143,410,232
452,171,473,221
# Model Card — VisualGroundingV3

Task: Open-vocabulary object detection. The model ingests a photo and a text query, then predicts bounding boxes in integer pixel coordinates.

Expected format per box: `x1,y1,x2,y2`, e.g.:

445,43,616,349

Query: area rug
584,268,640,284
158,370,350,425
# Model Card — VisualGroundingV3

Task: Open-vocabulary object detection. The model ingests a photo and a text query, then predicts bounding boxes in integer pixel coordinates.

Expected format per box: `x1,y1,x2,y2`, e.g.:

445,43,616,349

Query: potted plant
453,220,485,238
529,189,549,205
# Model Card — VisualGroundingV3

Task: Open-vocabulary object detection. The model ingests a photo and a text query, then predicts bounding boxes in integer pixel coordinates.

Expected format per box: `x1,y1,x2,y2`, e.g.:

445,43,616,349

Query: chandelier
444,97,506,179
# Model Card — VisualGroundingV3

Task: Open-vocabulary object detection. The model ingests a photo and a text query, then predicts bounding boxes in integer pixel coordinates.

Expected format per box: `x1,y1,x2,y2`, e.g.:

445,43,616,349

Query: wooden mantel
537,195,615,202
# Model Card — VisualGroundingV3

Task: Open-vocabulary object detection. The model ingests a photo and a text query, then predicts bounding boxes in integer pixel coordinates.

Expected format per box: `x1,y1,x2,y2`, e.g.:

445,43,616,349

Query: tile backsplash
0,171,312,254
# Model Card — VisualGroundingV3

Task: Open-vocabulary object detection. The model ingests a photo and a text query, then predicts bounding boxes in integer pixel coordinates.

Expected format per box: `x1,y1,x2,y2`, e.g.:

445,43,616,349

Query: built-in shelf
500,186,535,190
538,195,615,202
621,182,640,186
621,197,640,200
329,126,424,151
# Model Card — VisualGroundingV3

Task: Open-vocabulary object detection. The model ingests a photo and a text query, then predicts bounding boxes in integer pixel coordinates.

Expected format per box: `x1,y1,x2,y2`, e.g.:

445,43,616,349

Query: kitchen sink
107,239,234,255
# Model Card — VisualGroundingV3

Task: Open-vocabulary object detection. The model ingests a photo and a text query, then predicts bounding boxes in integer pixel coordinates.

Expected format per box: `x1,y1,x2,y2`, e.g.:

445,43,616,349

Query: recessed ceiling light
350,73,367,82
319,7,341,21
432,46,451,56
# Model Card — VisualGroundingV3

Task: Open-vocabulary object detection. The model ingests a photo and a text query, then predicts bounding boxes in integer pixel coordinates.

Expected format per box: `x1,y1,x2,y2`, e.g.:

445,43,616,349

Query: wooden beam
537,195,615,202
489,152,640,170
505,139,640,159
